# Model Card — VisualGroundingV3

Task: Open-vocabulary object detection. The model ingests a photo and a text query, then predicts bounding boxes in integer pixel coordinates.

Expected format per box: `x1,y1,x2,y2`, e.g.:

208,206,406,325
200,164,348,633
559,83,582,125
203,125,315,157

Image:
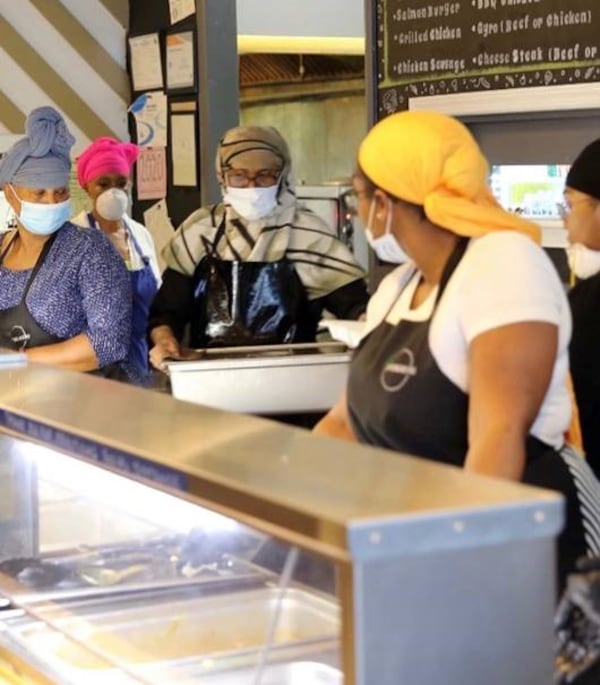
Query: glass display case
0,360,564,684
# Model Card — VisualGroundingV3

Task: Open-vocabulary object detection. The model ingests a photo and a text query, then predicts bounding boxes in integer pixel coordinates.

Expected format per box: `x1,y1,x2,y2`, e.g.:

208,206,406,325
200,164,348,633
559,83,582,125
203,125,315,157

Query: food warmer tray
1,587,339,683
0,531,271,604
166,342,351,414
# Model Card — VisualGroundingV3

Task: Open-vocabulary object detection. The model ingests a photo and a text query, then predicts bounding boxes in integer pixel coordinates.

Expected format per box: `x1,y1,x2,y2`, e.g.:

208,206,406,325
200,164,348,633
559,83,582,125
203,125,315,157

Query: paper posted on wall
128,33,163,91
129,92,168,148
143,200,175,273
137,148,167,201
170,113,197,187
169,0,195,25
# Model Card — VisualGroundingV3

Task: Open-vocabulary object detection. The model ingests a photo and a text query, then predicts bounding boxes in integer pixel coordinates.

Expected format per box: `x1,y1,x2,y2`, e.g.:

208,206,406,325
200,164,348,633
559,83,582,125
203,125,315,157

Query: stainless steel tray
0,528,269,604
166,343,351,414
4,587,339,680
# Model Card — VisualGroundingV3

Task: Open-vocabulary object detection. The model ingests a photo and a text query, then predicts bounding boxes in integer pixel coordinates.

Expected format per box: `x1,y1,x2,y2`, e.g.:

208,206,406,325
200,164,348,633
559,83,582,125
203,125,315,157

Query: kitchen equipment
3,587,339,681
166,342,351,414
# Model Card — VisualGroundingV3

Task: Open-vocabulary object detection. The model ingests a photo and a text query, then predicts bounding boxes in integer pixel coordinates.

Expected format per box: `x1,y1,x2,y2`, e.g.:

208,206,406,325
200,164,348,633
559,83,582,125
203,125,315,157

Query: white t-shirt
71,211,162,285
364,232,572,448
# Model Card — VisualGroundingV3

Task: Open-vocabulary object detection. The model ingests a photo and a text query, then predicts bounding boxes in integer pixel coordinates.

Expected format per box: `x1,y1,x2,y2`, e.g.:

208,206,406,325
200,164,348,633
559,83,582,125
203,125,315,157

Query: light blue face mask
9,185,71,236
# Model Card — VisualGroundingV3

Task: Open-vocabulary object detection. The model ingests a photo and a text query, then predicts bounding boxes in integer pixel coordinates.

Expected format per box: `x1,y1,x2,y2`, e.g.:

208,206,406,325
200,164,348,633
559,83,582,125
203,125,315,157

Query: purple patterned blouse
0,222,131,367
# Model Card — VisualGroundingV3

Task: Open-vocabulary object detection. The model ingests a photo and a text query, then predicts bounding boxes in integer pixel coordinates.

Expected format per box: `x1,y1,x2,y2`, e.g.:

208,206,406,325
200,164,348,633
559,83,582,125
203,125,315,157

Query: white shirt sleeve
454,232,569,344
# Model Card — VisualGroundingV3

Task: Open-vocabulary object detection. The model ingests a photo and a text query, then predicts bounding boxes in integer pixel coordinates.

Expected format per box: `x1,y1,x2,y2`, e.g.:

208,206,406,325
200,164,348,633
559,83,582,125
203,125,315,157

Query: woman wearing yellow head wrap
315,111,600,591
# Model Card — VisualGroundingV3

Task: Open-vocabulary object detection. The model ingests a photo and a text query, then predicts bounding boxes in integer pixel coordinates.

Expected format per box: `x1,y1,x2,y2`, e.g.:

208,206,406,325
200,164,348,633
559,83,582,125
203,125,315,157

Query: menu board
375,0,600,118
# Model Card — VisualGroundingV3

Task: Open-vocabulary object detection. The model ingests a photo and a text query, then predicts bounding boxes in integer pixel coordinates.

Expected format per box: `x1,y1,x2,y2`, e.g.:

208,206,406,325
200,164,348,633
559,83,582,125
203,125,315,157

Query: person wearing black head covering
563,138,600,476
0,106,132,374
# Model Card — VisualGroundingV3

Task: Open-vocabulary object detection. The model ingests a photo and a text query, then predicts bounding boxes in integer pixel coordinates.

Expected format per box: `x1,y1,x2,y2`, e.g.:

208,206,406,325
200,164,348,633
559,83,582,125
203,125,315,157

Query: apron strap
210,213,243,261
0,231,18,264
21,232,59,302
436,237,469,304
0,230,58,302
379,237,470,325
122,217,148,264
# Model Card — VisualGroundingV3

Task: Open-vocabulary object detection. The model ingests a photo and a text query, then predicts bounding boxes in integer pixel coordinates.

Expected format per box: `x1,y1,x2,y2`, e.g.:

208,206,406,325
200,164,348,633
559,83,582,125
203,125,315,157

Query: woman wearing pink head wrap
73,137,161,384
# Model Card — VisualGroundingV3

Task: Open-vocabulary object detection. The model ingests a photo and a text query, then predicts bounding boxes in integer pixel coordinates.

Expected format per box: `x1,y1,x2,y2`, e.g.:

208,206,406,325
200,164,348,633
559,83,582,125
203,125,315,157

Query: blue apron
89,214,158,382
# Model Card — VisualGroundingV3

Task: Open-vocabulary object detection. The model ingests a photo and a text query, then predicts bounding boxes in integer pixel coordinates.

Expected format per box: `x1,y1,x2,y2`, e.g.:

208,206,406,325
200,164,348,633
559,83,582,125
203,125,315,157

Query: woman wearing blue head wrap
0,106,132,375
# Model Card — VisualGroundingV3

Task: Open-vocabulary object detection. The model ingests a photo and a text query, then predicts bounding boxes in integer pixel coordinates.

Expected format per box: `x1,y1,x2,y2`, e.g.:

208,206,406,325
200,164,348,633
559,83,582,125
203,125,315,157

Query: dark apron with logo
0,232,65,350
189,219,315,348
347,238,587,588
88,214,158,380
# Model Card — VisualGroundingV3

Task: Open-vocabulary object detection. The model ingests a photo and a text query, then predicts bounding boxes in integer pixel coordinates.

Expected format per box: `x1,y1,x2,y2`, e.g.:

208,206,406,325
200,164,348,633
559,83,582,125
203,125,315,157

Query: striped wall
0,0,130,155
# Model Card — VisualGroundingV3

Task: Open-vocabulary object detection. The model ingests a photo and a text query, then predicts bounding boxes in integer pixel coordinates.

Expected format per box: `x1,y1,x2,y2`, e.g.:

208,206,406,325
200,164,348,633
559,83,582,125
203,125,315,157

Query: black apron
0,231,127,381
348,238,588,589
0,232,65,350
189,219,315,348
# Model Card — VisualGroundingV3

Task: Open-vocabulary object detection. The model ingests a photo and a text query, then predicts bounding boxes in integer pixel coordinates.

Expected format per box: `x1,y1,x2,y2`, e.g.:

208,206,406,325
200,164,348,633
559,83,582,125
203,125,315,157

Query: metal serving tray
166,342,351,414
0,528,269,604
4,587,339,681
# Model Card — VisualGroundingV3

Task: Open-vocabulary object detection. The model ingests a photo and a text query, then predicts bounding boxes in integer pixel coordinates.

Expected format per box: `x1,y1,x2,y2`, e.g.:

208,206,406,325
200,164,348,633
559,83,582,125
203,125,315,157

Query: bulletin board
128,0,201,230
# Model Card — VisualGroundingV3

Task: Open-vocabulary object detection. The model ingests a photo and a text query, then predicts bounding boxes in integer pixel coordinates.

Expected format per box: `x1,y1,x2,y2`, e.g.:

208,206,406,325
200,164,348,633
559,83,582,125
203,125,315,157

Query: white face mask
567,242,600,280
223,186,279,222
95,188,129,221
365,198,410,264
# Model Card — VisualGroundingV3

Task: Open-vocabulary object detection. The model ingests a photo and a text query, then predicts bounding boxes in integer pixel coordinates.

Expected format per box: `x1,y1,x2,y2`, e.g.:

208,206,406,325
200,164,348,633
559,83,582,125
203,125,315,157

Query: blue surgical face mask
9,185,71,236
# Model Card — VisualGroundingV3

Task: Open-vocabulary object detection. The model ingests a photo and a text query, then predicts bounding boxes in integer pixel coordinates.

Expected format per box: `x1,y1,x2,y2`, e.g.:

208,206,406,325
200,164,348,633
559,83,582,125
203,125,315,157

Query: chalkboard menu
375,0,600,118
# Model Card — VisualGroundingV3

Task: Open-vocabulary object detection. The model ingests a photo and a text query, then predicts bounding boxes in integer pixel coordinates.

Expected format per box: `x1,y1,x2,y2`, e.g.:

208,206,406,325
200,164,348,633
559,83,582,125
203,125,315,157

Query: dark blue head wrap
0,106,75,189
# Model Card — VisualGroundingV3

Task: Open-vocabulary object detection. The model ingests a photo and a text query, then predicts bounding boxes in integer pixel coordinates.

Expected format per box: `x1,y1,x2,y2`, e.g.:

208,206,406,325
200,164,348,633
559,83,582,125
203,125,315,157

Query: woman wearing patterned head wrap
0,106,131,374
315,110,600,591
561,139,600,479
73,137,161,384
148,125,368,369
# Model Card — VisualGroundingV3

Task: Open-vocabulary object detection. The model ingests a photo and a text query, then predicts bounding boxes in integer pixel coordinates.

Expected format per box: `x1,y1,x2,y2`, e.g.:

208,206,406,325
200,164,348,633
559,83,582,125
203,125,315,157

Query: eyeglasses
224,169,281,188
557,197,597,219
341,189,370,216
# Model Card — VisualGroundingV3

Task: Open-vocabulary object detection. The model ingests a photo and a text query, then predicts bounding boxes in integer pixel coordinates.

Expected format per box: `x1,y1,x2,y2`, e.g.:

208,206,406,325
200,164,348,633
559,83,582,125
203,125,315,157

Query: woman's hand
466,321,558,480
313,390,358,442
149,325,181,371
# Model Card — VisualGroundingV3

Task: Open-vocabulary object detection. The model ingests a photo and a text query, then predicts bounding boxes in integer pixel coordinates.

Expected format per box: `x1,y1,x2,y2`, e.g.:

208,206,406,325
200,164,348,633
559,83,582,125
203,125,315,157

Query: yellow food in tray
17,589,338,674
52,618,305,669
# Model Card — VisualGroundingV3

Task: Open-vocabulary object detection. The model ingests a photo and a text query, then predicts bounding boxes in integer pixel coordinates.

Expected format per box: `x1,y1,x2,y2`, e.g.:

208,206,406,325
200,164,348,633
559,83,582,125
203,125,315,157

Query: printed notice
136,147,167,201
129,92,168,147
169,0,195,25
143,201,176,273
170,113,197,187
129,33,163,91
166,31,195,90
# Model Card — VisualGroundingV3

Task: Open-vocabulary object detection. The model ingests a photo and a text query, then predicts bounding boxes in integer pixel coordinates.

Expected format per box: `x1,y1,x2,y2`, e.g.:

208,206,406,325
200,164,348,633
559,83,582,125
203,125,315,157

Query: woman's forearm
313,391,358,442
464,424,526,481
25,333,99,372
